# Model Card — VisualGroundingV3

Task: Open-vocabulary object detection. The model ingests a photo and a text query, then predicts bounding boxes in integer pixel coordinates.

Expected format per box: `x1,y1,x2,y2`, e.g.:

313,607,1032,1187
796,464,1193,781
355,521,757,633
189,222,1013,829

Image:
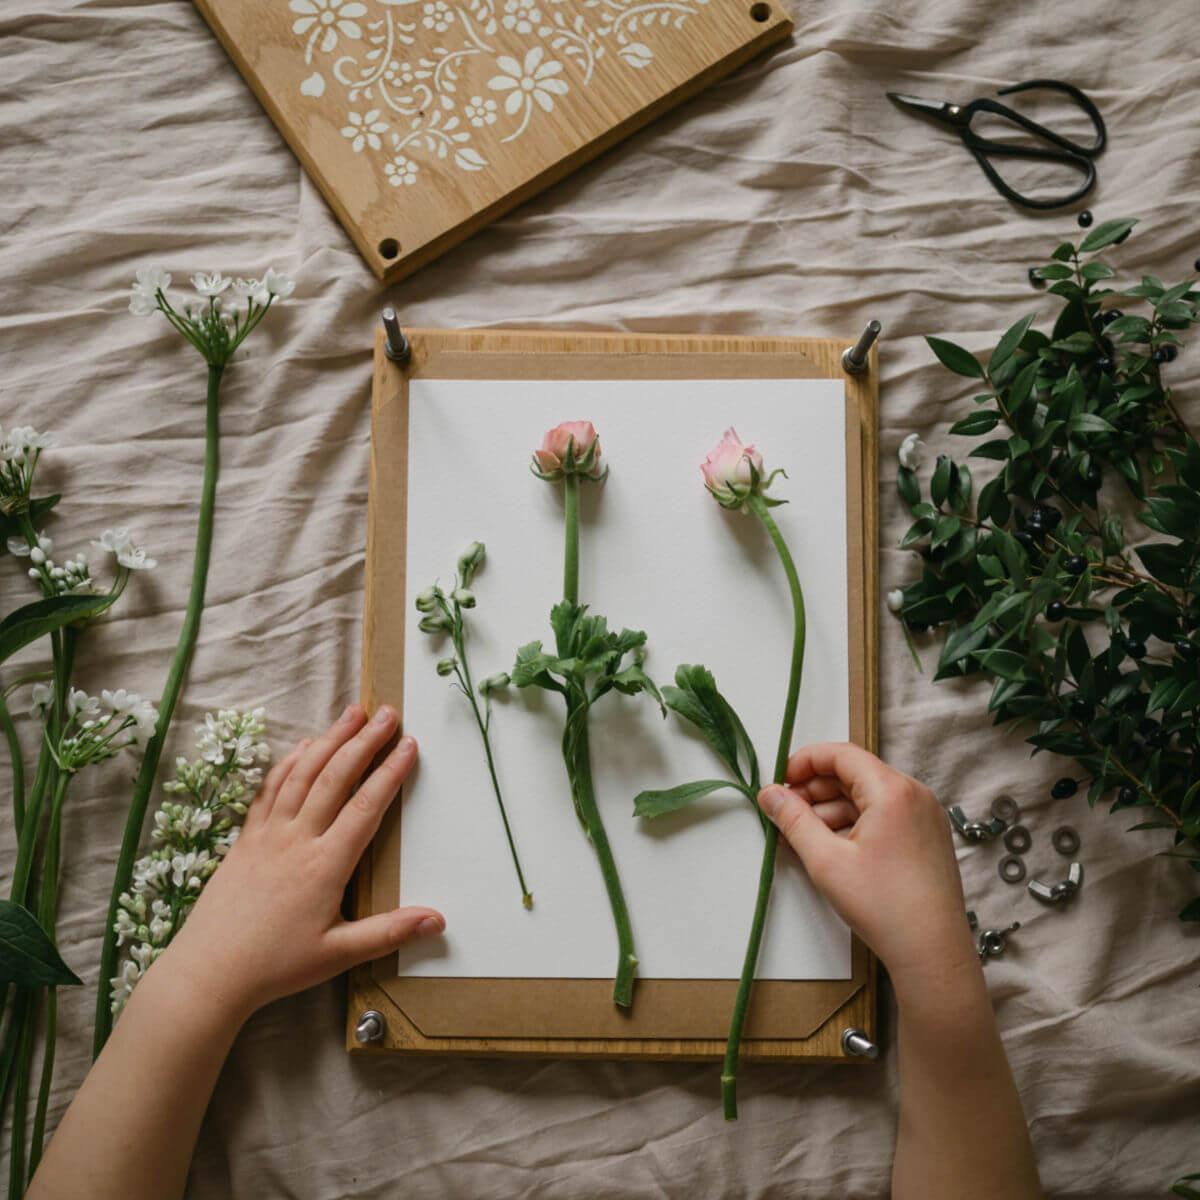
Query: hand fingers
326,906,445,971
758,784,843,886
322,735,419,877
793,776,844,805
810,798,858,831
297,705,400,833
272,705,369,820
784,743,896,812
243,740,310,832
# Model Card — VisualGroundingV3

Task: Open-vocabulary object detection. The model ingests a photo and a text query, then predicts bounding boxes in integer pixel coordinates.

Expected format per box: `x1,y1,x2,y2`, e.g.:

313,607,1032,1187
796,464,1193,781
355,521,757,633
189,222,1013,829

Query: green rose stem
721,492,806,1122
559,471,637,1008
93,361,223,1056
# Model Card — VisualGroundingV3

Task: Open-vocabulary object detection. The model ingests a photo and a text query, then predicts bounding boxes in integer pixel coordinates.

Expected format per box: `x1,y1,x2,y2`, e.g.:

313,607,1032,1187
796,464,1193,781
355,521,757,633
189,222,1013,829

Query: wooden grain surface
191,0,791,281
350,326,879,1061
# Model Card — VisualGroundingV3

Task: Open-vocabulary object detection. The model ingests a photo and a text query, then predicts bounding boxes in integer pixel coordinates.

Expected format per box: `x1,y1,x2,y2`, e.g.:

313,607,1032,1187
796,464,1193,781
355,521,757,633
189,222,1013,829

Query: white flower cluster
40,687,159,772
7,525,154,597
129,266,295,317
110,708,270,1016
0,424,54,504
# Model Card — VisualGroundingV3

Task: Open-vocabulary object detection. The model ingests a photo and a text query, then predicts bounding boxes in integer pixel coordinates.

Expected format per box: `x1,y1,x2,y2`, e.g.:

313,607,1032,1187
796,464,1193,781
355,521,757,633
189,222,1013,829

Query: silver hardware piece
977,921,1021,960
948,804,1006,843
966,909,978,930
355,1009,386,1044
1003,823,1032,855
381,307,411,364
841,320,882,375
991,794,1019,824
1051,825,1081,856
1028,860,1084,904
841,1027,880,1060
999,854,1026,884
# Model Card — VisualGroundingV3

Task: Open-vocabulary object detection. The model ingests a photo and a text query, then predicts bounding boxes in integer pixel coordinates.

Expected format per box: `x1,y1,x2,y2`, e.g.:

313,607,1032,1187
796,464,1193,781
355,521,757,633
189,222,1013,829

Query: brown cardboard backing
351,327,879,1060
190,0,792,283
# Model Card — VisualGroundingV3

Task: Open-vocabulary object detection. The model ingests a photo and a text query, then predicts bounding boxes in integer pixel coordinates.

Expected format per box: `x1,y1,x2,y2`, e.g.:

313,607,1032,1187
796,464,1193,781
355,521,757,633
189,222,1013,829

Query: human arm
29,703,444,1200
757,743,1040,1200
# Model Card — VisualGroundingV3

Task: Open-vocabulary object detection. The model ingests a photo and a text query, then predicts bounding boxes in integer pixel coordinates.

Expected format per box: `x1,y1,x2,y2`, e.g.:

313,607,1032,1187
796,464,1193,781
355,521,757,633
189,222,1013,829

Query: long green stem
563,473,579,605
567,713,637,1007
0,688,24,836
722,494,807,1121
93,362,224,1056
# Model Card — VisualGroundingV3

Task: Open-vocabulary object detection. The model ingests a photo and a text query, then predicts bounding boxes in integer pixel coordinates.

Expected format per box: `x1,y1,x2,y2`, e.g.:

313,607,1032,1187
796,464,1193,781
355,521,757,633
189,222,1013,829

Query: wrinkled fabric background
2,0,1199,1195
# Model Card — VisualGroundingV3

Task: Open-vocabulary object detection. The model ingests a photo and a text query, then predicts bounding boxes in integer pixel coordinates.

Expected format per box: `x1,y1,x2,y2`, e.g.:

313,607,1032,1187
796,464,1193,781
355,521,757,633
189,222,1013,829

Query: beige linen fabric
2,0,1199,1195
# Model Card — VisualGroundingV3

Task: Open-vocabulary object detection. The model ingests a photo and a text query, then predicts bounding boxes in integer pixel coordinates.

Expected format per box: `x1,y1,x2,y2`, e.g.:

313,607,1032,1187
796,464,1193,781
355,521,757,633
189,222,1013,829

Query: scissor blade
887,91,961,126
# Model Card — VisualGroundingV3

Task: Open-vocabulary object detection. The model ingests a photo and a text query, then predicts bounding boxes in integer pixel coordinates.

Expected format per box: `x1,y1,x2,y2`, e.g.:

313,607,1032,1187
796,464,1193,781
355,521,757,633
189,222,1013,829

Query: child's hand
758,742,977,993
161,704,444,1022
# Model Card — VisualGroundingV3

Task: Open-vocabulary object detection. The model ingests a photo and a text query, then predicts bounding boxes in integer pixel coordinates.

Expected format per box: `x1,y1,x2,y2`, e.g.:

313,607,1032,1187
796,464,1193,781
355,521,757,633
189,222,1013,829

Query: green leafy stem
635,492,806,1119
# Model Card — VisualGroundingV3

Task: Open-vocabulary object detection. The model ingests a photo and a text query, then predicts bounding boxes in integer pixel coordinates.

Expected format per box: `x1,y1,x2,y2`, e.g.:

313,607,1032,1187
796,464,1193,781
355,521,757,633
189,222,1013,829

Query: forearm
891,944,1041,1200
29,952,245,1200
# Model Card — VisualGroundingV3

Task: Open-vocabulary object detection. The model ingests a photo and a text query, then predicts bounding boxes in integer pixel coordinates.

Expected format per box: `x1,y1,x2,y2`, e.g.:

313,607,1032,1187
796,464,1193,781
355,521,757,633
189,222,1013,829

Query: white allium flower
897,433,926,471
191,271,232,298
116,543,157,571
886,588,905,614
68,689,101,720
130,266,171,316
30,683,53,717
262,268,295,300
93,527,132,554
7,537,30,557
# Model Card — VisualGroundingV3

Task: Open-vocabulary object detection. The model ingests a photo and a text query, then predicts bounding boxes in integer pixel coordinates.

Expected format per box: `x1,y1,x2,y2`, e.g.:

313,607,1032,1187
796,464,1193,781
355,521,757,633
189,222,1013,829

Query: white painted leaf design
454,146,488,170
618,41,653,67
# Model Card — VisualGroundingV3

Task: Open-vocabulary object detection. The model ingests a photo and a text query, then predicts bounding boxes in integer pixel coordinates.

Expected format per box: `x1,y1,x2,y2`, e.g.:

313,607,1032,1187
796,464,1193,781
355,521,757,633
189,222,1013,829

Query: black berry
1065,555,1087,575
1084,464,1102,489
1035,504,1062,530
1194,258,1200,273
1069,696,1094,721
1015,530,1035,551
1046,600,1066,622
1117,784,1138,806
1154,345,1178,364
1125,639,1147,660
1176,638,1197,659
1029,266,1046,289
1077,210,1094,228
1052,777,1079,799
1096,357,1113,372
1101,309,1124,326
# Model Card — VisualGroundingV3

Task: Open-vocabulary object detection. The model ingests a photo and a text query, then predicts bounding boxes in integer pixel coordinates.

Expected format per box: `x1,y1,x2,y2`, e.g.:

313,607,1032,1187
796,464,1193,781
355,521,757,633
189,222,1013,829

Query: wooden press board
191,0,791,281
350,327,879,1061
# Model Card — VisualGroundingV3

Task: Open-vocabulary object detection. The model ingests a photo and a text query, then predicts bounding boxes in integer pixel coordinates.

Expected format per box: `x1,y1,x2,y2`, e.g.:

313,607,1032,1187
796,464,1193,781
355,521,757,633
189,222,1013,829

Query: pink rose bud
700,428,767,509
531,420,606,482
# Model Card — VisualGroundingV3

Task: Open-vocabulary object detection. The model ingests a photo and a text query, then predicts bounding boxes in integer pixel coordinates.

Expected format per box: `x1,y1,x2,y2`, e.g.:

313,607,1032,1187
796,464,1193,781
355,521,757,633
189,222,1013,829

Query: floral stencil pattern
287,0,709,187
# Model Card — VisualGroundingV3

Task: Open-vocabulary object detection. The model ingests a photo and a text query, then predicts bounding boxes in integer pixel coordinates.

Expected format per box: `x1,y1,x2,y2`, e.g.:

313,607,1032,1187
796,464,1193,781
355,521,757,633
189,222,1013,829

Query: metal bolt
355,1009,385,1044
841,320,882,375
841,1027,880,1060
381,308,411,364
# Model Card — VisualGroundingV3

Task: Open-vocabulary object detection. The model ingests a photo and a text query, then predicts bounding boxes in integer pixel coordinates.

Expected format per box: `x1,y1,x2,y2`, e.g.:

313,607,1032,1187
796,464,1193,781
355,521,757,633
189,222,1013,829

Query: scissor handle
966,143,1096,211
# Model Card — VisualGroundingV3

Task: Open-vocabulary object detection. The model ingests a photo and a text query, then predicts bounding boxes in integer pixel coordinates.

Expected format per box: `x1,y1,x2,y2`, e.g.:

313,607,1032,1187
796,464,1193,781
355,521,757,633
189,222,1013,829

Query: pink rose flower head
701,428,771,510
531,420,606,482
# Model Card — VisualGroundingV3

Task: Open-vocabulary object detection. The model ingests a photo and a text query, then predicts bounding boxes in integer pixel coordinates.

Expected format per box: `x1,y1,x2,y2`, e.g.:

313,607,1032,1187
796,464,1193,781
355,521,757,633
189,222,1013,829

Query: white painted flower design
341,108,389,151
384,154,420,186
290,0,368,61
501,0,540,34
488,47,567,140
421,0,453,31
385,59,417,87
465,96,498,127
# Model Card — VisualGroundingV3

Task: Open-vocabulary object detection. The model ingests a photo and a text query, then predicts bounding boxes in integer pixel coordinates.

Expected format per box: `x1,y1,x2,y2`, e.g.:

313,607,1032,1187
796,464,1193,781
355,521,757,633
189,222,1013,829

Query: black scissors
888,79,1106,210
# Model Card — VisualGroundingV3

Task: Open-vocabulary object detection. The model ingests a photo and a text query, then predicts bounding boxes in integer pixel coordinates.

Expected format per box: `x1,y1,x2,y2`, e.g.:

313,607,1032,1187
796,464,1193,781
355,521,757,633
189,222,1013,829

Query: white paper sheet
396,378,851,980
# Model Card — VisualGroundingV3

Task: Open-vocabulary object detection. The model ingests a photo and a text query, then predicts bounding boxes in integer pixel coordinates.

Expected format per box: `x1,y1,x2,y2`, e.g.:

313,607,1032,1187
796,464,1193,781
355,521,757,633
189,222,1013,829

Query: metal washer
999,854,1027,884
1003,823,1032,855
1052,825,1081,856
991,794,1019,824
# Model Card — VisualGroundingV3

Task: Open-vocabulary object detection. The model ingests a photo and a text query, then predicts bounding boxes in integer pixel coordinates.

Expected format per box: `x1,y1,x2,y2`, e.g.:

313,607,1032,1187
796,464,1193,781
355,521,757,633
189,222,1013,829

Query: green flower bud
452,587,476,609
415,587,439,613
457,541,485,585
419,614,450,634
436,657,458,677
479,671,510,694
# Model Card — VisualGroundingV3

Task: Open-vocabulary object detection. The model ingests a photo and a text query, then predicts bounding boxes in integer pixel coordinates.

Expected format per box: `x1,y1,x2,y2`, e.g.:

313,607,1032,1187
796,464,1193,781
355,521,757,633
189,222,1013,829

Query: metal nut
355,1009,386,1044
991,794,1019,824
1051,825,1081,856
948,805,1006,844
977,921,1021,960
1028,861,1084,904
1003,823,1032,855
841,1027,880,1059
999,854,1026,884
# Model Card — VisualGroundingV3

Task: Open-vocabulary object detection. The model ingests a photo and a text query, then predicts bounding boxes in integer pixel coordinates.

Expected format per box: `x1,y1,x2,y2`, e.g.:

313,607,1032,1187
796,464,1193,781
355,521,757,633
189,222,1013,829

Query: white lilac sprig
128,265,295,368
96,266,292,1053
110,707,269,1016
7,525,155,600
417,542,532,909
0,425,55,516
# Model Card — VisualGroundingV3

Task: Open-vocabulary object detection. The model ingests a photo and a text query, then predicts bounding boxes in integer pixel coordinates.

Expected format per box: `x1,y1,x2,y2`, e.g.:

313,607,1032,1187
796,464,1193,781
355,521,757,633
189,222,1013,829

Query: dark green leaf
1079,217,1137,253
1067,413,1117,436
633,779,745,819
0,590,120,665
949,411,1001,437
0,900,82,986
927,336,984,379
896,466,920,508
991,314,1037,372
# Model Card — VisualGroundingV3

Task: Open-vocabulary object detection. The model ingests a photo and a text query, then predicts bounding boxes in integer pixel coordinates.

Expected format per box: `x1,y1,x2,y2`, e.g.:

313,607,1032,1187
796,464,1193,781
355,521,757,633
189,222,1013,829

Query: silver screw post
841,1027,880,1060
381,308,411,364
841,320,882,375
355,1009,385,1044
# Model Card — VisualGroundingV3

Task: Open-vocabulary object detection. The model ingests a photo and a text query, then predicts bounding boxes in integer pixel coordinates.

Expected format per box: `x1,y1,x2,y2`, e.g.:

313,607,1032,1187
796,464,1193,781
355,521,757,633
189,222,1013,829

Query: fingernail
341,705,359,723
417,916,443,937
299,738,313,749
758,786,787,818
397,735,416,754
373,705,396,726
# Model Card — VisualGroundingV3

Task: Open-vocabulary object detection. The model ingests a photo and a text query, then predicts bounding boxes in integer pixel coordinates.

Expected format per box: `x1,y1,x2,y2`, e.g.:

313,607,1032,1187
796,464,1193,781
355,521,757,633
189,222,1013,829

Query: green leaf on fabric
1079,217,1137,252
927,336,984,379
0,900,82,987
0,589,119,665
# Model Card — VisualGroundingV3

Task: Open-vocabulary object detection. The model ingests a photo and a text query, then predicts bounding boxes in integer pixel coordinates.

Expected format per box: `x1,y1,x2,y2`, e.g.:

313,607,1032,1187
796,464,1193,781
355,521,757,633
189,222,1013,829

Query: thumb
758,784,840,881
328,906,445,970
